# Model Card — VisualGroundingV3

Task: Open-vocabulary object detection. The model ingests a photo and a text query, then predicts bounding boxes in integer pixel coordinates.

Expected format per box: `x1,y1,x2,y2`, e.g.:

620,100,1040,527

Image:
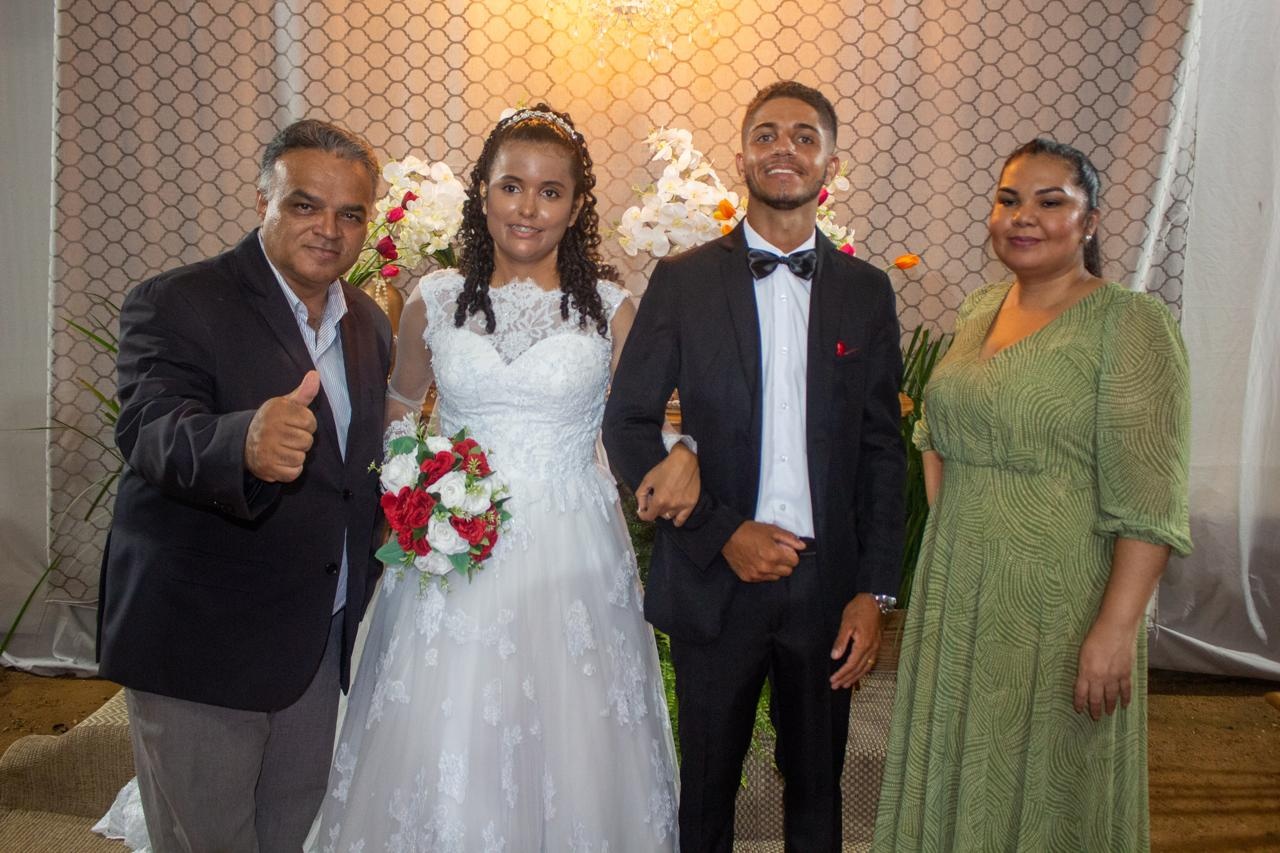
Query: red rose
466,453,492,476
477,529,498,559
402,190,418,206
475,513,501,559
451,515,488,545
839,243,855,256
376,235,398,260
419,450,456,485
411,535,432,556
452,438,492,475
818,187,830,205
396,528,414,552
403,488,436,528
386,206,405,223
382,486,411,532
380,264,400,279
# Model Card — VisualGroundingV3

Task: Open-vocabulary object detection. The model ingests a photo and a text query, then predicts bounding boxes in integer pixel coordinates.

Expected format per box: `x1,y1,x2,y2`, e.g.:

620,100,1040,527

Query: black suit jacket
603,224,905,643
97,230,392,712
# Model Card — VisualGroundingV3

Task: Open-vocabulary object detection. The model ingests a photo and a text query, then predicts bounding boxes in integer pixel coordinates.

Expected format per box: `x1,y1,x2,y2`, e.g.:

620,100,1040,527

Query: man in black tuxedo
604,81,905,851
97,119,392,851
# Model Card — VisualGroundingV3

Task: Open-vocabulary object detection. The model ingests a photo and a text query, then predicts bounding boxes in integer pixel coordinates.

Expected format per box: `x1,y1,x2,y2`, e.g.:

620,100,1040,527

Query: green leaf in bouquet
375,539,408,566
447,552,473,576
388,436,418,456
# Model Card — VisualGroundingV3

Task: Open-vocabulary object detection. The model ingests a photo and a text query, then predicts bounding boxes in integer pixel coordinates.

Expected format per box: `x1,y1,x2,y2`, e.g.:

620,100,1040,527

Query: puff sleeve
1092,293,1192,556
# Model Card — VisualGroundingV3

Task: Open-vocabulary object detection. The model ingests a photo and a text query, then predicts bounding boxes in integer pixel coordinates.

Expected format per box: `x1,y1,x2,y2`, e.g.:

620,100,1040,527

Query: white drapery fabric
1147,0,1280,679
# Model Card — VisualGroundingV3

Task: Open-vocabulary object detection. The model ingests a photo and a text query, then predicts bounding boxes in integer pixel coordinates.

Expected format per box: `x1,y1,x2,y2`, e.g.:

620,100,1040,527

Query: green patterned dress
872,282,1192,852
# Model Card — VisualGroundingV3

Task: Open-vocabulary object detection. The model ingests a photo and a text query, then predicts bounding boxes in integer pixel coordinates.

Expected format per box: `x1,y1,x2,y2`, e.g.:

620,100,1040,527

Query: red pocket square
836,341,858,357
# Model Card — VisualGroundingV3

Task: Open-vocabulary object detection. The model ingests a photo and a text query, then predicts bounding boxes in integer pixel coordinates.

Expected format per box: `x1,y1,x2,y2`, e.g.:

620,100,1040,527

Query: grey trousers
126,613,342,853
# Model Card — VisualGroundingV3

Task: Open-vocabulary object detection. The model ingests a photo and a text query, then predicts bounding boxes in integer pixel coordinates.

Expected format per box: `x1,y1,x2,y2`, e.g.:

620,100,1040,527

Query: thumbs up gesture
245,371,321,483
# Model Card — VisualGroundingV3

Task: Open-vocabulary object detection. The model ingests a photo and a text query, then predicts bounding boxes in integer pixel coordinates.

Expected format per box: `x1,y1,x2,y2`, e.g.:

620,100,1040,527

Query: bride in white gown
309,105,685,852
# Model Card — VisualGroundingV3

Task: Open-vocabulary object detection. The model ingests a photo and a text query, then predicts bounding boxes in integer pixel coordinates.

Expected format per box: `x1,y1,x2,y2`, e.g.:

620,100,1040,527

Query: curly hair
454,103,618,336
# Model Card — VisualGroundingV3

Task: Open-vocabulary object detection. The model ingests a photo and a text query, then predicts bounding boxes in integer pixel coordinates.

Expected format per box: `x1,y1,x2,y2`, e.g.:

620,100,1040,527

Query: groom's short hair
742,81,838,146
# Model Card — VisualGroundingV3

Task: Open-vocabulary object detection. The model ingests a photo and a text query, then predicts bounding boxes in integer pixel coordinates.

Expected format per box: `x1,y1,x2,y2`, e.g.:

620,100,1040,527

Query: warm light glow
544,0,717,63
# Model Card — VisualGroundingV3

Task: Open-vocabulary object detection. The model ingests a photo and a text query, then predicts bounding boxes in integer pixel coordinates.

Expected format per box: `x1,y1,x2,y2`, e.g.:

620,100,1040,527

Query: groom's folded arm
604,261,743,572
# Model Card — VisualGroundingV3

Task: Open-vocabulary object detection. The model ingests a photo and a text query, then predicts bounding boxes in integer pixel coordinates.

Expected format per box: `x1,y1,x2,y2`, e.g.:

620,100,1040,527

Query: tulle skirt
310,464,679,853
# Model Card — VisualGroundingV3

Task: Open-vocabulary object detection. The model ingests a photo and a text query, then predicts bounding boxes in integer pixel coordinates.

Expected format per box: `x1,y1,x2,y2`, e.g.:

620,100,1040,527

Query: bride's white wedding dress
311,271,678,852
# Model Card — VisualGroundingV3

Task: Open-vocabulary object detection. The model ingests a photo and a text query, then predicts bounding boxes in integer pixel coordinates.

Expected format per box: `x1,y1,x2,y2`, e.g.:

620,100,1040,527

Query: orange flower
713,199,736,221
899,392,914,418
721,223,733,235
893,253,921,270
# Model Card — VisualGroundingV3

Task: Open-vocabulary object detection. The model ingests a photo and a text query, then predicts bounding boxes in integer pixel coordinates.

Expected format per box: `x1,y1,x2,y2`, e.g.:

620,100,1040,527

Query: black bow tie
747,248,817,281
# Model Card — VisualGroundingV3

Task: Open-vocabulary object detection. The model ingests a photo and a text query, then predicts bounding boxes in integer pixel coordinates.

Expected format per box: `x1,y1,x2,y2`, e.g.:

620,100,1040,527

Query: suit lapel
339,292,375,467
234,231,321,380
233,231,344,464
720,225,762,405
805,235,847,531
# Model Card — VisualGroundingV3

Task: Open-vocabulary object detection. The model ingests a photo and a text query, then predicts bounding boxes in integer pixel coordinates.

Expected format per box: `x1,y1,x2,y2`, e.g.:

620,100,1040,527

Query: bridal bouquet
374,413,511,588
615,126,858,258
345,156,466,287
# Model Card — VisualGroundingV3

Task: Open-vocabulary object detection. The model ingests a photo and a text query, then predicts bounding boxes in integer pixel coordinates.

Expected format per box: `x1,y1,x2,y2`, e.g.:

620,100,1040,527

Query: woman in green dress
872,139,1191,852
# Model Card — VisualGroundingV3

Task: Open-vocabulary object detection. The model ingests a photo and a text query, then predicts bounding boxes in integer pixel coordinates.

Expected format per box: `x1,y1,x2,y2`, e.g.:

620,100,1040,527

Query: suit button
325,562,339,575
342,488,353,501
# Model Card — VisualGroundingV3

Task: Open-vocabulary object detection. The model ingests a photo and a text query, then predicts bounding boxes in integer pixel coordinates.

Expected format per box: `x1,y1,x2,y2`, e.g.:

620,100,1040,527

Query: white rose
461,486,491,516
380,453,419,494
414,550,454,576
425,435,453,453
433,470,468,510
426,516,469,555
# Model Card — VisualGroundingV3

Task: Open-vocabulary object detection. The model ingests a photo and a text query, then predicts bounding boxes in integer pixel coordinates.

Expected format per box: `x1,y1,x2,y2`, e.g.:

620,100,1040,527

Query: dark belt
798,536,818,558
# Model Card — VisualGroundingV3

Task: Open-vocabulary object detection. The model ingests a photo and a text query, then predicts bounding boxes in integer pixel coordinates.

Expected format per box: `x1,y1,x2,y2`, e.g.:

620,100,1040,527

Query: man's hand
721,521,805,582
245,371,320,483
829,594,882,689
636,444,700,526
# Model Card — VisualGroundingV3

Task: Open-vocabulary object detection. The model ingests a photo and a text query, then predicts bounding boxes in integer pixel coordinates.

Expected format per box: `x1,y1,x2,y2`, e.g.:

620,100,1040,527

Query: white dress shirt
260,236,352,613
744,219,815,538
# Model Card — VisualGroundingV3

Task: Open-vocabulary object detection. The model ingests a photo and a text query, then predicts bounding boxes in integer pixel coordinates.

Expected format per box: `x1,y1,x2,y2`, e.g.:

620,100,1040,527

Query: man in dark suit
97,119,392,851
604,81,906,851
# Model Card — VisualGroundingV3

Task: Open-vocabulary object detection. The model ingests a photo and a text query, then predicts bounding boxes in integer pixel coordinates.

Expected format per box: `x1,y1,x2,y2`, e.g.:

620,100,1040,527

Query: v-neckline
976,281,1112,362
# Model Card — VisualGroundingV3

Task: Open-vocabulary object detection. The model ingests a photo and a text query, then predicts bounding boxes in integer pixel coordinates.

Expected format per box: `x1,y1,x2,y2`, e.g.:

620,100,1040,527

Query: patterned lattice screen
48,0,1194,629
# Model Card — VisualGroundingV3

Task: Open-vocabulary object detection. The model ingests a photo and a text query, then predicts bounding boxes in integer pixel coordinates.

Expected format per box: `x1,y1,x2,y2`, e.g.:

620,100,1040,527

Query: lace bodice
390,270,630,483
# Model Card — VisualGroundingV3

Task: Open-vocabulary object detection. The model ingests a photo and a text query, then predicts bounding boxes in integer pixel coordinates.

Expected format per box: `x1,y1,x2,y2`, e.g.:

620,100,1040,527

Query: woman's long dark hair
1001,138,1103,277
454,103,617,335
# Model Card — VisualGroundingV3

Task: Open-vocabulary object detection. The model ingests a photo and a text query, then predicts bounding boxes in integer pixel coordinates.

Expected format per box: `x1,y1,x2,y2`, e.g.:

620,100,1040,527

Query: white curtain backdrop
2,0,1276,680
1147,0,1280,678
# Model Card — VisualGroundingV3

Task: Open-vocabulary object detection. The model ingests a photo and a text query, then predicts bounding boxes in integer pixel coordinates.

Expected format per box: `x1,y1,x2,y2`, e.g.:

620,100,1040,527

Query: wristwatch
872,594,897,615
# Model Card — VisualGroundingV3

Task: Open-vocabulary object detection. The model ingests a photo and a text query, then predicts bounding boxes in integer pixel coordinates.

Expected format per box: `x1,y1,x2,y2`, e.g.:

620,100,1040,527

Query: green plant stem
0,555,60,657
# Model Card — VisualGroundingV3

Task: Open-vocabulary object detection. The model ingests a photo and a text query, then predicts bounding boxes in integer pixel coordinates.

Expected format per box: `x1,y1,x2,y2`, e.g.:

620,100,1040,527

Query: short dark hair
258,119,379,195
742,81,838,146
1001,137,1103,277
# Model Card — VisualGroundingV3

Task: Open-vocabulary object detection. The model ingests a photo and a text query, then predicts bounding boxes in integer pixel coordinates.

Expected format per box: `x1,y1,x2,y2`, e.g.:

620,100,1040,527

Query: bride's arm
385,284,435,427
609,297,701,527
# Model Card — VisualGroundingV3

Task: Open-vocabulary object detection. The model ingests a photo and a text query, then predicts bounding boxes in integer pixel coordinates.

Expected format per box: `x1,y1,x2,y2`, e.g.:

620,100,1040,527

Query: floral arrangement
374,413,511,588
345,157,466,288
615,127,859,258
